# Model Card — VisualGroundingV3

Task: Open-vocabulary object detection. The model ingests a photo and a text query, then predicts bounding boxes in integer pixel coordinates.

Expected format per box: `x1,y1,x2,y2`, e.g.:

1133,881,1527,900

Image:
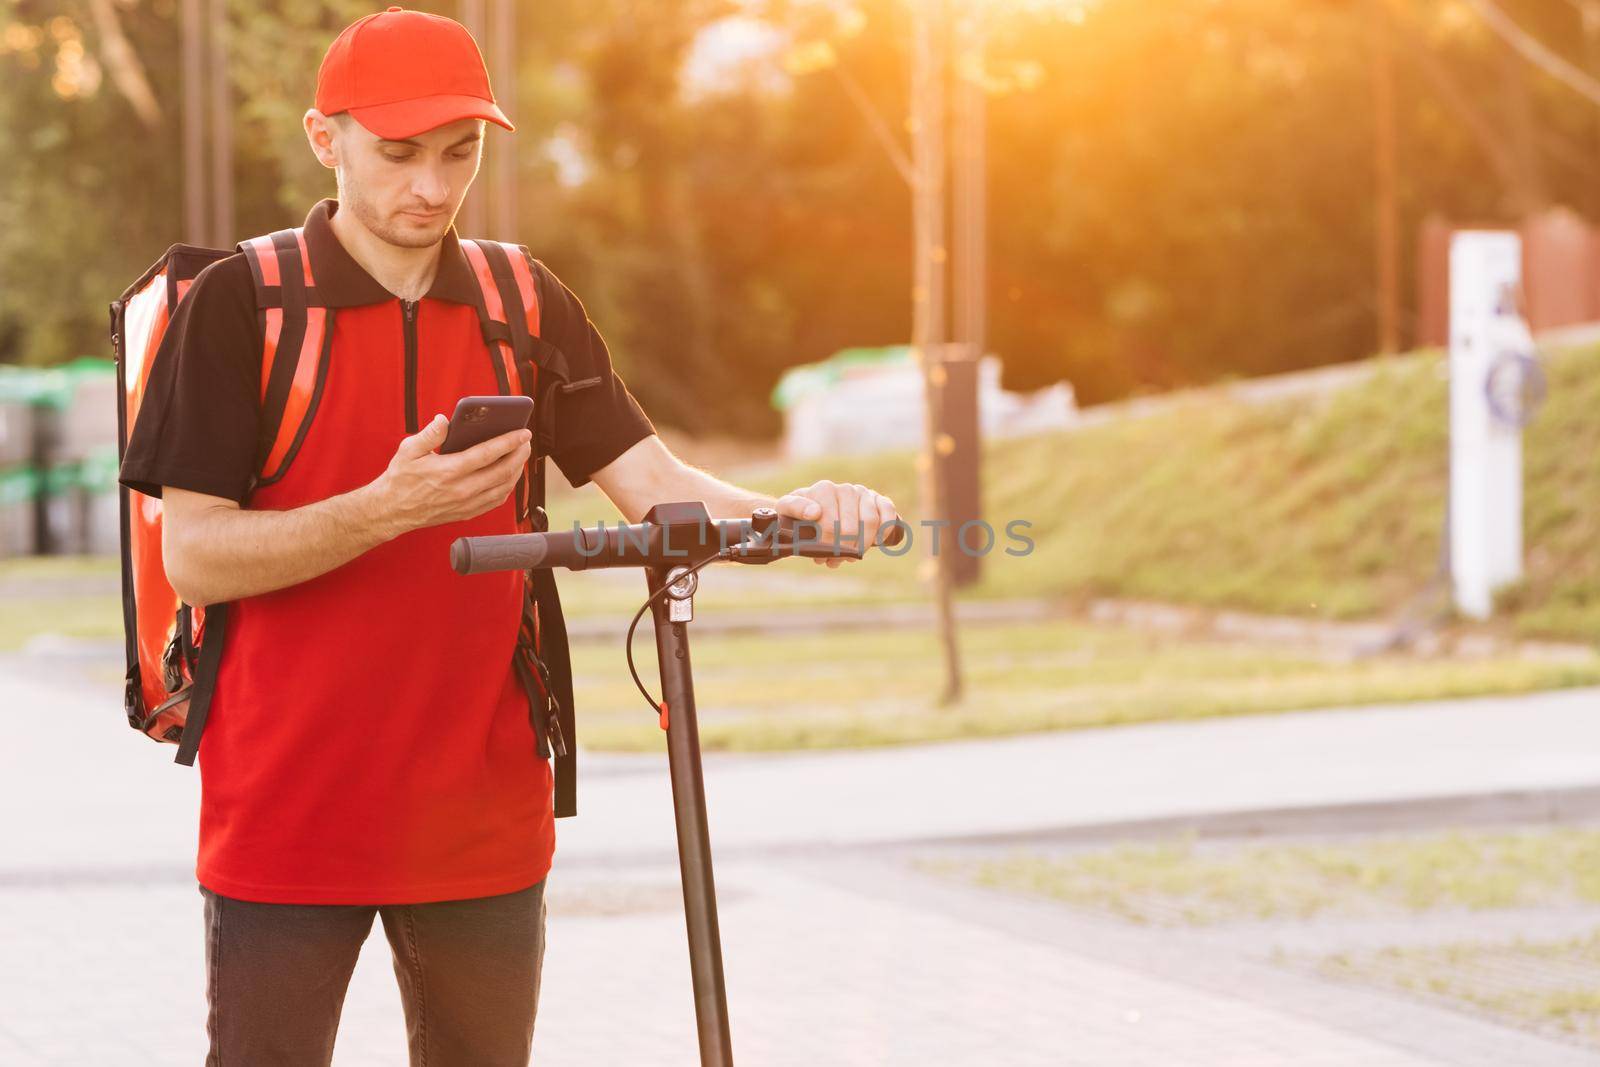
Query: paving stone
8,657,1600,1064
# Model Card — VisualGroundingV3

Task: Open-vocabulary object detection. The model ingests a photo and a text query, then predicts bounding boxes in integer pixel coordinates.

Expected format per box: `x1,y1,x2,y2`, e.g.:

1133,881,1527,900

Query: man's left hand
774,479,901,568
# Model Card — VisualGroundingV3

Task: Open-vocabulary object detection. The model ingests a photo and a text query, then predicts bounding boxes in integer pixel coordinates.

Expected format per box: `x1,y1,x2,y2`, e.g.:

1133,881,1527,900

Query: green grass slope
738,342,1600,643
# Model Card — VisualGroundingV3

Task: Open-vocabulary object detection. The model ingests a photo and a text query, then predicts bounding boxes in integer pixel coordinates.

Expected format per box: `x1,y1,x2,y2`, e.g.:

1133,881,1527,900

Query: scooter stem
646,561,734,1066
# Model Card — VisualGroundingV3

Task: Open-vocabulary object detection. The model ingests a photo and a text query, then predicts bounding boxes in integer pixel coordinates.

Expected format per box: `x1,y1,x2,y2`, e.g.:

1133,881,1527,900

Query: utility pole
459,0,518,240
795,0,986,698
487,0,518,241
1371,0,1400,354
458,0,489,237
207,0,233,246
181,0,206,245
912,0,962,704
947,0,987,587
181,0,232,246
1583,1,1600,218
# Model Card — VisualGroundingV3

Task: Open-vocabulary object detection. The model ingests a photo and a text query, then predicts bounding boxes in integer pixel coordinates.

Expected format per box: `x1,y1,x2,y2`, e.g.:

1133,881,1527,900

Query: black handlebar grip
450,533,552,575
774,514,904,555
774,515,863,560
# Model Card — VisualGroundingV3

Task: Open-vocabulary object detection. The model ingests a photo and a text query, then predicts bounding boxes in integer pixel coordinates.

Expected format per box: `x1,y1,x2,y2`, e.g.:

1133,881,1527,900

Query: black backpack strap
172,229,333,765
240,229,335,490
173,602,227,766
531,563,576,817
459,238,534,391
461,238,579,818
460,240,574,420
461,238,539,523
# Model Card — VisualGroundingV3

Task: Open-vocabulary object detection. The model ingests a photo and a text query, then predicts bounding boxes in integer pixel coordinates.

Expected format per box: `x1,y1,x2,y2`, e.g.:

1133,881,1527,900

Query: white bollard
1448,231,1528,620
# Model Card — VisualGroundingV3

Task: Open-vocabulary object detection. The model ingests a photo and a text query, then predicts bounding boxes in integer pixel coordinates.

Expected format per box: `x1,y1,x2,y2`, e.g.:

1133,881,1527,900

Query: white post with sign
1448,230,1528,620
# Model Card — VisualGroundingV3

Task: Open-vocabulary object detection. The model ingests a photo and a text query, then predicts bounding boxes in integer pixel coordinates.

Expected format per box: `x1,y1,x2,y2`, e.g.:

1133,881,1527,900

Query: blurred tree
983,0,1600,401
0,0,181,366
5,0,1600,429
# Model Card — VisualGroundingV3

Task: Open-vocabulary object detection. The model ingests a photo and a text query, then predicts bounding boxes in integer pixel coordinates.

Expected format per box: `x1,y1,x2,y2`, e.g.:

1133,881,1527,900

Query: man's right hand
370,413,532,538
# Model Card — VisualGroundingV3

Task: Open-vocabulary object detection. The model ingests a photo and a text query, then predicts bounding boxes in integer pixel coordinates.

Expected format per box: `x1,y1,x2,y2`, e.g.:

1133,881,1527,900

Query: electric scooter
450,502,902,1067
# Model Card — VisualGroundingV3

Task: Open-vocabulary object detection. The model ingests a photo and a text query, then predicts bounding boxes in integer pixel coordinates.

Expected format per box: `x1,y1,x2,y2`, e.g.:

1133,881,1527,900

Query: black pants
200,880,548,1066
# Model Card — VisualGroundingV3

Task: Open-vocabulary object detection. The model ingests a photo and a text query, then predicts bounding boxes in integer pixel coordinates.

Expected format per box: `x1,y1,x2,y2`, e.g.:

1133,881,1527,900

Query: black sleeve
118,254,262,504
531,257,656,488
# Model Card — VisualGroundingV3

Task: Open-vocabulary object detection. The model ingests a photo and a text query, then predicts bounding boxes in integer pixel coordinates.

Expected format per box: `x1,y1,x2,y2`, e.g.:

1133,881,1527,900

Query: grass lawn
568,617,1598,752
929,826,1600,1048
935,827,1600,926
0,554,125,650
1318,932,1600,1048
4,552,1598,751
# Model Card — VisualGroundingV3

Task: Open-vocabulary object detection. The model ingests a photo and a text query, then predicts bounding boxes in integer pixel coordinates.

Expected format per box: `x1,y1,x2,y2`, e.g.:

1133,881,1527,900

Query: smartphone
439,395,534,455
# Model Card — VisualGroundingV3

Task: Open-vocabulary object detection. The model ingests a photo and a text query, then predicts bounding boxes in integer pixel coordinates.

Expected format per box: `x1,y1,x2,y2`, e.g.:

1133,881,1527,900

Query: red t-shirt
119,199,654,904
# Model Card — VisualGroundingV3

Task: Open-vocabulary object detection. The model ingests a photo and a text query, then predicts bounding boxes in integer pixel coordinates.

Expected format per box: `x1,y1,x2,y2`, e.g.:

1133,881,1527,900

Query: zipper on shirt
401,298,419,434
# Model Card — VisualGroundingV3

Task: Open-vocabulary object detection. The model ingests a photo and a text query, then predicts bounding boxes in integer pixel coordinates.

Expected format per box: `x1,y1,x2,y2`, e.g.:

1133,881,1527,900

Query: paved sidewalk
561,685,1600,862
12,649,1600,880
8,856,1597,1066
7,655,1600,1064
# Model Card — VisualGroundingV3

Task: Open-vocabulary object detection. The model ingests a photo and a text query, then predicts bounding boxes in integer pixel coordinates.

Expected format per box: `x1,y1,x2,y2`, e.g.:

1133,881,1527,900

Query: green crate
41,461,82,495
79,445,120,495
0,465,41,507
0,365,72,410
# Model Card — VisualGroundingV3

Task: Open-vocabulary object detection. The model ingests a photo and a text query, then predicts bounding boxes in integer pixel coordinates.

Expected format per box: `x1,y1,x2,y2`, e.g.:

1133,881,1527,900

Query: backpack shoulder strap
459,241,576,385
460,237,549,527
173,228,334,766
460,238,578,819
171,602,227,766
460,238,540,388
239,228,333,489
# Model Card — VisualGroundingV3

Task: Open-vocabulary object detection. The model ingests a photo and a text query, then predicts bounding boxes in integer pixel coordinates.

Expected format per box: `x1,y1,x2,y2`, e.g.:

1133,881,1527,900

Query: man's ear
304,109,338,171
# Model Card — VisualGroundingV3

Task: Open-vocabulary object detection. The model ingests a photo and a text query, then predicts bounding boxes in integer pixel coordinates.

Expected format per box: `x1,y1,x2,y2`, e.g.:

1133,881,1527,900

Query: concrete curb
556,782,1600,871
901,782,1600,854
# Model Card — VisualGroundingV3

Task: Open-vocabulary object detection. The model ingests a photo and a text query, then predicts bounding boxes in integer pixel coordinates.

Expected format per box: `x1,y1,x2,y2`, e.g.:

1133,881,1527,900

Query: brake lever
725,511,871,563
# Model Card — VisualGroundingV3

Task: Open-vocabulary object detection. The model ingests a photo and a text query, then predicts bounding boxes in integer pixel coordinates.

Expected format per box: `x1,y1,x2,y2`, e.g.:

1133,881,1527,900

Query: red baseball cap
314,6,513,140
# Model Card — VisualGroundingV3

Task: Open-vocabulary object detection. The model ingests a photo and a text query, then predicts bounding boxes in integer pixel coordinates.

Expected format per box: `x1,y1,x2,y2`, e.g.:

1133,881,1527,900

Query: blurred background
5,0,1600,1064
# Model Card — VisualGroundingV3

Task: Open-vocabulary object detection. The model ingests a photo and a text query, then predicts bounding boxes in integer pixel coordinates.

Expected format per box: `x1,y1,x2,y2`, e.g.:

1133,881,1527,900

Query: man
117,7,899,1065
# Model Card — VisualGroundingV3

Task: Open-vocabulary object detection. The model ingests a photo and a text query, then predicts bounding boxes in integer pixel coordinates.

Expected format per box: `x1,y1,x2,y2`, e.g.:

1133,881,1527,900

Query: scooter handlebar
450,510,905,575
449,529,598,575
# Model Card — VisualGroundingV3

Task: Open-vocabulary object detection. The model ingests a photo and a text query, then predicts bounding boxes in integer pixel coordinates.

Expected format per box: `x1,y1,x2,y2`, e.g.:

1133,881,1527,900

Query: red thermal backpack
109,228,579,817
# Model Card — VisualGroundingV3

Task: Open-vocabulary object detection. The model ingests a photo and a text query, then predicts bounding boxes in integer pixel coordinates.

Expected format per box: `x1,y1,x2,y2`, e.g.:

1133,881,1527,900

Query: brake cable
624,550,731,724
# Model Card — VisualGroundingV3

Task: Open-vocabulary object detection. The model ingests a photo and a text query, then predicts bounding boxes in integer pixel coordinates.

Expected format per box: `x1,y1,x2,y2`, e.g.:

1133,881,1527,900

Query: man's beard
341,175,453,249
